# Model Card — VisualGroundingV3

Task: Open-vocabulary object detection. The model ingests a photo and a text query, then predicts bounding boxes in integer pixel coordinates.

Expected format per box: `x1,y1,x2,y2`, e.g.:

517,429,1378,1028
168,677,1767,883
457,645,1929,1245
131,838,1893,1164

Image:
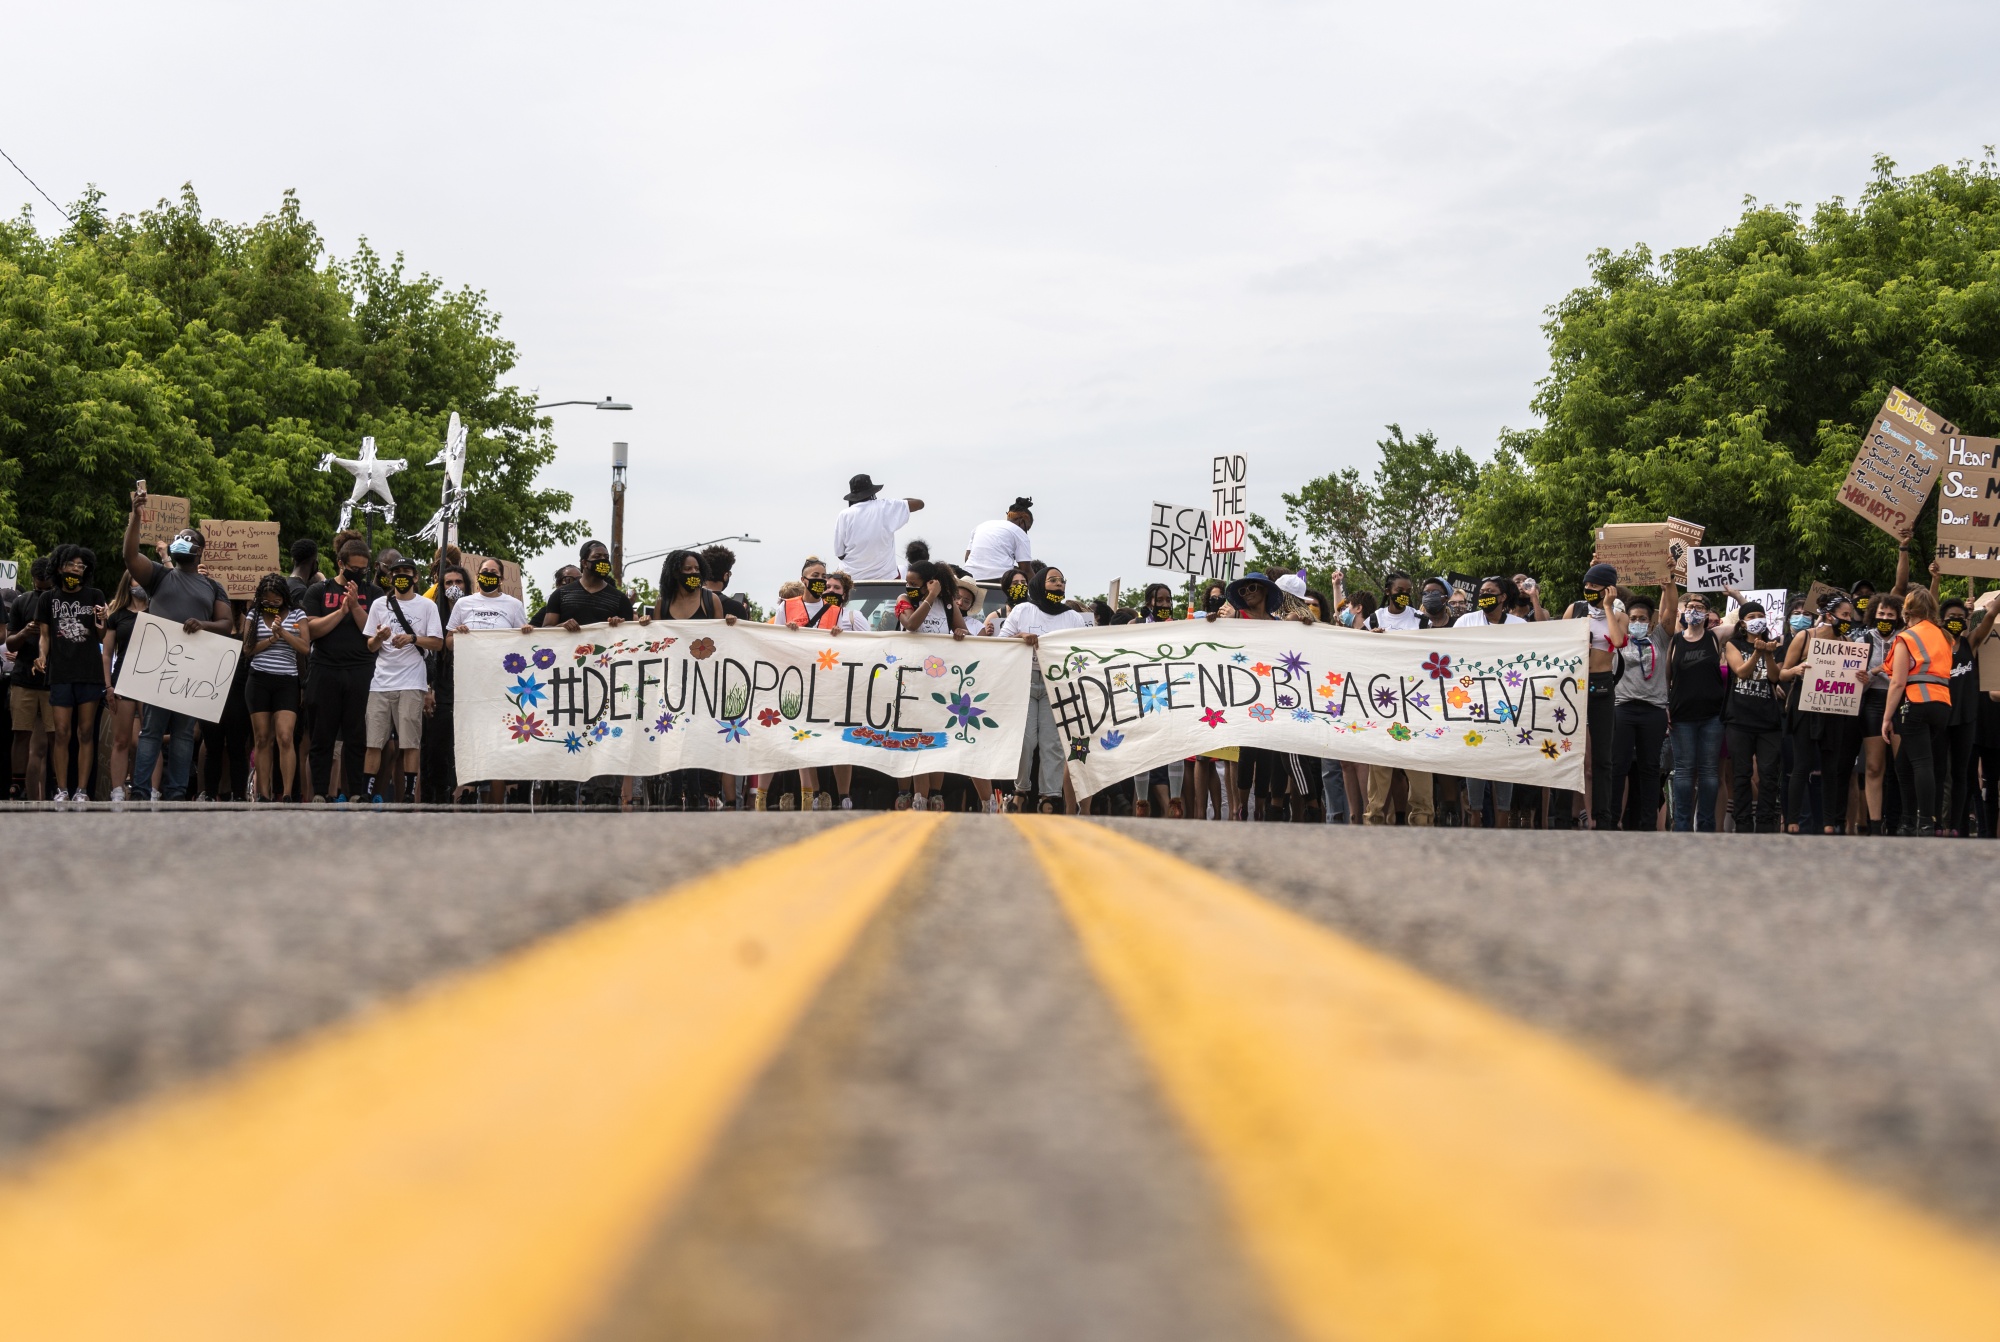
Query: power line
0,144,72,222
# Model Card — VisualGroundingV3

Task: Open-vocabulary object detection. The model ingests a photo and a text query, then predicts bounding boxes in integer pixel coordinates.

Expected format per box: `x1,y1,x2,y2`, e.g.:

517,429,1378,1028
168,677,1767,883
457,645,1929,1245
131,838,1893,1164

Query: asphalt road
4,813,1999,1339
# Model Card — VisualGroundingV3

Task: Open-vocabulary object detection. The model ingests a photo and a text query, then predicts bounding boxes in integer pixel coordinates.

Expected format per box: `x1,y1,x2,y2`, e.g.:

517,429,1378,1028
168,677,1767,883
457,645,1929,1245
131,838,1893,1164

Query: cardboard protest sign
1209,455,1248,553
1591,518,1703,585
1798,637,1868,715
457,554,524,601
195,519,282,599
1689,545,1754,592
117,611,242,723
1146,503,1225,579
1726,588,1788,626
1933,434,2000,577
454,623,1033,783
136,495,191,550
1839,387,1954,538
1034,619,1589,796
1805,580,1845,616
1980,638,2000,695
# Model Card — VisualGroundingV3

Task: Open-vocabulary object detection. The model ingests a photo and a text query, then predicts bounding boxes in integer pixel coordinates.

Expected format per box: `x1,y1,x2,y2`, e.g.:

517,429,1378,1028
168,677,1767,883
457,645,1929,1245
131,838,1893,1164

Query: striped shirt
251,609,308,675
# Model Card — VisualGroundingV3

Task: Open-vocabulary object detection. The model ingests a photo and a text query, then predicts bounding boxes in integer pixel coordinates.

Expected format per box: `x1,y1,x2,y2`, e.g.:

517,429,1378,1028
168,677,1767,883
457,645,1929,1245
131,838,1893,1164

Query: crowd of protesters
3,481,1991,836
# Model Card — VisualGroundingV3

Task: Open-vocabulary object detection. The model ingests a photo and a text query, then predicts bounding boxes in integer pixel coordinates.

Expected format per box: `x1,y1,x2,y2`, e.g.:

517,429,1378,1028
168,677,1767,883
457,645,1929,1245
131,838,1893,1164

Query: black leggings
310,662,372,799
1893,699,1954,832
1790,712,1862,832
1946,712,1980,834
1611,700,1668,831
1726,724,1784,833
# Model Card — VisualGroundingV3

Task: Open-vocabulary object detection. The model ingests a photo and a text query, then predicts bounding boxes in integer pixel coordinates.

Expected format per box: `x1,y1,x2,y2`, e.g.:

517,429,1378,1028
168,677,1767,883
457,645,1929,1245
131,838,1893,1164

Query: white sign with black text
1146,502,1226,579
116,612,242,723
1689,545,1754,592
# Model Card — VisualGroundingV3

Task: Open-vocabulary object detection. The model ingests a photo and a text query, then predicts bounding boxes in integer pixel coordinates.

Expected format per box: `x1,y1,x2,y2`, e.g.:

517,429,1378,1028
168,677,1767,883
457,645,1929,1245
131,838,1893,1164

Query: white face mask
1745,617,1768,636
1629,621,1650,639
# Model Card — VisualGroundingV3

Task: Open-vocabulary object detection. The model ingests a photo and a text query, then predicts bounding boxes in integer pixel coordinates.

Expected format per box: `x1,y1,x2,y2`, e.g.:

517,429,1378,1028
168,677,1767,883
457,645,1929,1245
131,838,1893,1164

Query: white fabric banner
1034,619,1591,795
118,611,243,724
453,623,1032,782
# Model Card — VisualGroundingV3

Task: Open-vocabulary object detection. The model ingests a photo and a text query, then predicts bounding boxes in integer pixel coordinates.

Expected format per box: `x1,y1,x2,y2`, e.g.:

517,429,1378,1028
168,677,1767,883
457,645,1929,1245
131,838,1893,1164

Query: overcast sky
6,0,1996,601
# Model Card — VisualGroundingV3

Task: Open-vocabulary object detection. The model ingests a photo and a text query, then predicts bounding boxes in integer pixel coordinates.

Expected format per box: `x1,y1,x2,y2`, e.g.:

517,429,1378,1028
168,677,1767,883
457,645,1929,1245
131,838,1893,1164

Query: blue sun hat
1225,570,1286,612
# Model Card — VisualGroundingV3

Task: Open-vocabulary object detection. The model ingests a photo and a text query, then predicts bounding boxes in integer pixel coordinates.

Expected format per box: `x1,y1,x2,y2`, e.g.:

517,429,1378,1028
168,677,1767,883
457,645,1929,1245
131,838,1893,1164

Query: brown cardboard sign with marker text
197,520,283,600
1839,388,1954,539
1590,518,1703,586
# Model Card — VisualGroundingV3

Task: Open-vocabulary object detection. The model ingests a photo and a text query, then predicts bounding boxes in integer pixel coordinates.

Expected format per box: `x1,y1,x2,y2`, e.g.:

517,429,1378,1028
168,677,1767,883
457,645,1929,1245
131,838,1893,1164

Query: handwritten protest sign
1839,387,1954,538
1689,545,1754,592
1799,637,1867,715
1933,434,2000,577
1033,619,1589,796
1805,581,1844,617
454,622,1033,783
1592,518,1703,585
1209,455,1248,554
0,559,16,589
136,495,191,550
458,554,524,602
1981,638,2000,695
1726,589,1788,632
117,612,242,723
196,519,282,599
1146,502,1225,579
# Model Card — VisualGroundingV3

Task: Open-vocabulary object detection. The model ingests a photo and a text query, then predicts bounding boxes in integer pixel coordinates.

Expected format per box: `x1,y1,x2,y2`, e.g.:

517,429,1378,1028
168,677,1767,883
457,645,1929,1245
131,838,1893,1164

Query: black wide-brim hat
1225,571,1285,612
845,473,885,503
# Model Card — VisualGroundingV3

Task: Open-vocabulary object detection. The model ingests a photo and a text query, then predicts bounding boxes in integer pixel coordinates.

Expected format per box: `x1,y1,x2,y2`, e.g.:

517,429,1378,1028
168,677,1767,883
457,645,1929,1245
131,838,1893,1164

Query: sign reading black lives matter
1934,434,2000,578
1688,545,1754,592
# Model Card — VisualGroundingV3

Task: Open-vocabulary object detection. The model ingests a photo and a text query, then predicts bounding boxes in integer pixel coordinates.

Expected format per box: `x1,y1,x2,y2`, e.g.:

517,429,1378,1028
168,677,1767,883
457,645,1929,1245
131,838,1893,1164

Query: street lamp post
611,442,629,584
532,396,632,412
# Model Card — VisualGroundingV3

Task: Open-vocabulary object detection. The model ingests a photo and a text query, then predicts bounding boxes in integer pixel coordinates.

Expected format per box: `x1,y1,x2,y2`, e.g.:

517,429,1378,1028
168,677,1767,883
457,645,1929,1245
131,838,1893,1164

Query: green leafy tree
0,185,581,572
1254,425,1477,597
1449,152,2000,598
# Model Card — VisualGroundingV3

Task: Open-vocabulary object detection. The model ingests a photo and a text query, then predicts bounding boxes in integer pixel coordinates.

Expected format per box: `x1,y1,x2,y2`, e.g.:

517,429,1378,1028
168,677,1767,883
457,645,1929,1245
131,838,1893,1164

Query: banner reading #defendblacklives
1034,619,1590,796
453,622,1033,783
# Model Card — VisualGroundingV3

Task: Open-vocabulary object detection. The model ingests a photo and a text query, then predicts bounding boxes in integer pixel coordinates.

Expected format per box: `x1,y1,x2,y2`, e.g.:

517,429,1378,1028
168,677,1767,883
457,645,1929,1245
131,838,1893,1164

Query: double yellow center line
6,814,2000,1340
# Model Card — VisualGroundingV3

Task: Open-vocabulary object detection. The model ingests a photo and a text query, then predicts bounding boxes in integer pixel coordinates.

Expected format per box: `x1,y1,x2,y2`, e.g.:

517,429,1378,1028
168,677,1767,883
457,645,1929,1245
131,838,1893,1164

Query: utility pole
611,441,628,584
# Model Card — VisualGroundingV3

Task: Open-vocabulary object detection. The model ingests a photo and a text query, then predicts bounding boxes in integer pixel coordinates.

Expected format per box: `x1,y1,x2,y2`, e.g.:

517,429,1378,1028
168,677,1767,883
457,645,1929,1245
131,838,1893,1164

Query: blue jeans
1670,715,1725,832
1320,757,1349,822
132,705,201,800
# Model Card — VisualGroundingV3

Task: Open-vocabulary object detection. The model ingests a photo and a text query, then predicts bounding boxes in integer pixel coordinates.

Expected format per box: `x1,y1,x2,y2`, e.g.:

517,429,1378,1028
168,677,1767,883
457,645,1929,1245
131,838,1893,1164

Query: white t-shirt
446,592,527,632
1369,605,1426,631
367,593,443,692
1001,603,1093,639
833,605,872,632
833,498,913,581
1453,610,1526,626
964,518,1032,580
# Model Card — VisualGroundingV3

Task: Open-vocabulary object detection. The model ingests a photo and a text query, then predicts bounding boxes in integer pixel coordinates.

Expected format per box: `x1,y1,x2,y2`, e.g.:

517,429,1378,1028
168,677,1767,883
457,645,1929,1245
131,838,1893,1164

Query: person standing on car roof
834,474,924,582
964,496,1035,582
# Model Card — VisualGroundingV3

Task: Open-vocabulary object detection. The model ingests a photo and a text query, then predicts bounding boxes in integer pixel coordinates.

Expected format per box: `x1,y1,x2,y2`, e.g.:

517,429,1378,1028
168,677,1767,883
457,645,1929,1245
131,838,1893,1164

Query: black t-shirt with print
1667,630,1727,723
1725,634,1784,731
303,578,384,669
8,590,47,692
542,582,634,627
37,586,106,686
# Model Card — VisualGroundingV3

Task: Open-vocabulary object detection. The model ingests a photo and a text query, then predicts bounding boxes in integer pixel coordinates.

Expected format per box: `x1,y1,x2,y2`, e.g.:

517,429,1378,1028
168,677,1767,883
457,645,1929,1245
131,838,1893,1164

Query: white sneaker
840,797,853,810
51,789,69,804
109,786,126,803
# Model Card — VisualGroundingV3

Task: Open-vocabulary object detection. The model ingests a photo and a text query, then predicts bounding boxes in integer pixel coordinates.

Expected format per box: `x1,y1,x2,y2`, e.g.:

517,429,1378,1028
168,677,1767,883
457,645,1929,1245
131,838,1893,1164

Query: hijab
1029,567,1070,616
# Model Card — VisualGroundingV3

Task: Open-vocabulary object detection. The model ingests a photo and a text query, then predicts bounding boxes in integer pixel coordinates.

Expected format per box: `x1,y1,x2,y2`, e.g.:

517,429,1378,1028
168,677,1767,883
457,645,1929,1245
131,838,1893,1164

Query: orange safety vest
781,595,840,630
1893,621,1955,705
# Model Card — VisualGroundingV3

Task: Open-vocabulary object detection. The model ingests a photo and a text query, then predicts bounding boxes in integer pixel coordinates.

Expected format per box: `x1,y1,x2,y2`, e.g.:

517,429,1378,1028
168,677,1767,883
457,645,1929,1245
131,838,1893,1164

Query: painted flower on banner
574,643,596,660
591,721,611,741
923,655,947,678
1504,669,1523,688
1541,685,1555,698
1068,738,1091,761
791,728,819,741
1560,738,1573,752
653,711,676,735
1139,683,1172,715
1372,685,1397,712
1517,729,1536,746
1099,730,1125,751
1248,703,1275,722
1446,686,1471,709
532,647,557,669
1280,651,1308,677
1408,691,1431,712
508,713,546,743
645,638,676,654
1388,723,1413,742
718,718,748,743
563,732,585,754
816,649,840,671
1553,707,1569,727
1231,653,1248,664
885,654,900,665
1421,652,1452,680
758,708,783,727
1464,729,1484,746
1201,707,1226,728
502,651,528,675
1323,671,1345,689
944,693,981,730
594,652,615,669
1252,662,1272,677
691,638,716,660
1291,707,1314,723
1540,739,1560,759
1494,700,1516,723
510,674,546,707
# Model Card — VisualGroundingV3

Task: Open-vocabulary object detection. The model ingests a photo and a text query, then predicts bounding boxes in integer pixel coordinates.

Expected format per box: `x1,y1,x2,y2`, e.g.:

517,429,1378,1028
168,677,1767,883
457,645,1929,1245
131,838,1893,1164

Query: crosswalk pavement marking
1017,816,2000,1342
0,813,942,1342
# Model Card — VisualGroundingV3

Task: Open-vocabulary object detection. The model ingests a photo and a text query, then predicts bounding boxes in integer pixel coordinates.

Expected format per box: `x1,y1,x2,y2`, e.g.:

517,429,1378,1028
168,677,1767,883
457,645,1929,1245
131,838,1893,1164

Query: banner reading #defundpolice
453,622,1033,782
1034,618,1590,796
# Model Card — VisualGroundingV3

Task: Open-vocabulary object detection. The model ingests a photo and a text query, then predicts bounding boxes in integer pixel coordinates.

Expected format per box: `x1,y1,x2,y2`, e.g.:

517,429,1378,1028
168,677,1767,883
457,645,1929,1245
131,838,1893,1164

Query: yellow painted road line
1016,816,2000,1342
0,814,942,1342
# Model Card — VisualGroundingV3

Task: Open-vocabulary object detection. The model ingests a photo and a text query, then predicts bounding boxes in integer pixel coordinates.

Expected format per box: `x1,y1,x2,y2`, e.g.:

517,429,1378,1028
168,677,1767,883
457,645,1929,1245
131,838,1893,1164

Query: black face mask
1833,619,1854,637
1947,618,1968,636
60,574,82,591
1422,593,1448,613
477,573,501,593
344,566,369,584
1204,592,1223,612
259,604,282,621
824,590,845,606
682,573,703,590
1153,603,1172,616
904,587,922,604
1389,592,1410,610
1009,582,1029,602
1584,588,1604,606
807,577,826,597
1876,619,1897,635
392,575,414,593
590,560,612,577
1478,594,1498,609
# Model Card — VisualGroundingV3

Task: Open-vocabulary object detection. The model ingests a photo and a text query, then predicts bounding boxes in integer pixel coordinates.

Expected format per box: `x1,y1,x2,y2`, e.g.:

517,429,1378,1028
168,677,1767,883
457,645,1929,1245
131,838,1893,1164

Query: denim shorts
49,682,106,709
